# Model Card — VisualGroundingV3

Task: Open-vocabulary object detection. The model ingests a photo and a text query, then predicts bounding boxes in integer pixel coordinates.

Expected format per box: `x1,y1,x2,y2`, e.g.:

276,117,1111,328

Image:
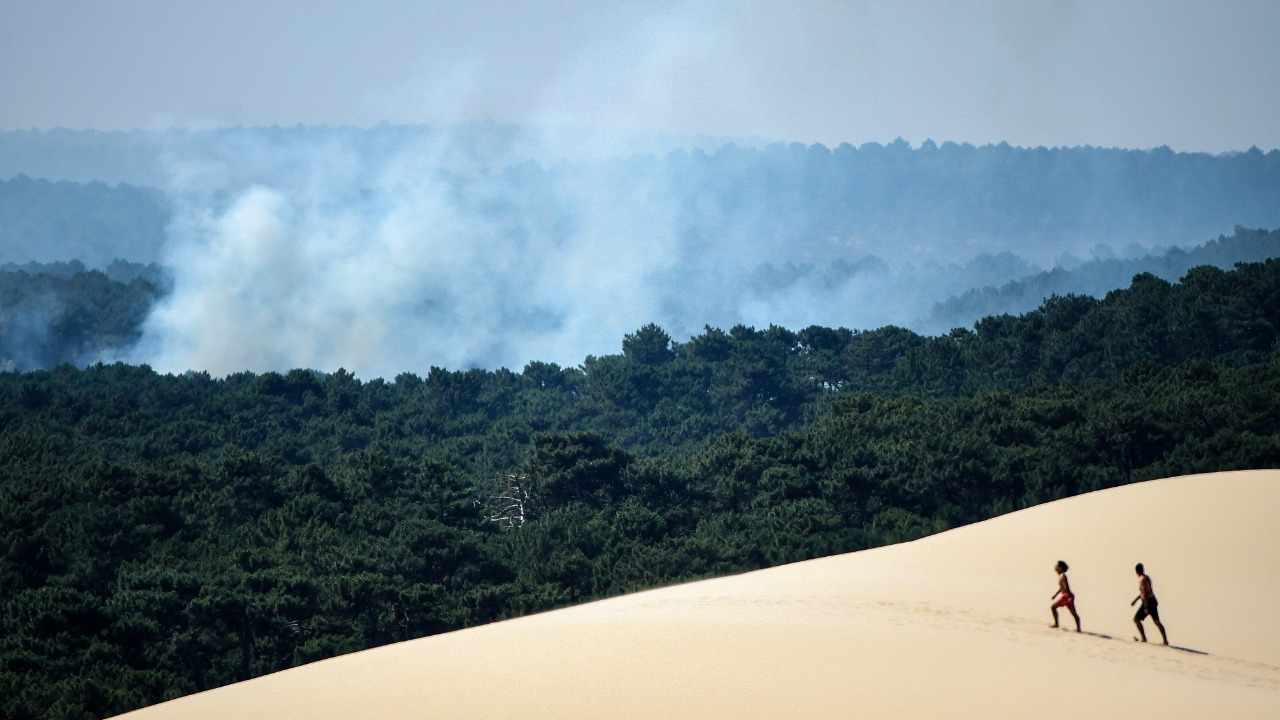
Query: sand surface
116,470,1280,719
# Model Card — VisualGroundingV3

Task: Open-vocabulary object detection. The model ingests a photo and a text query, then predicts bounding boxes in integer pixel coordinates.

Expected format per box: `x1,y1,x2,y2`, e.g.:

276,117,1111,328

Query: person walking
1050,560,1081,632
1131,562,1168,644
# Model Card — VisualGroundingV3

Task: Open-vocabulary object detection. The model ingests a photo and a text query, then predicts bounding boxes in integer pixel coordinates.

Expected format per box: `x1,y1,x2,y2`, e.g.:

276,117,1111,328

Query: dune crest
116,470,1280,720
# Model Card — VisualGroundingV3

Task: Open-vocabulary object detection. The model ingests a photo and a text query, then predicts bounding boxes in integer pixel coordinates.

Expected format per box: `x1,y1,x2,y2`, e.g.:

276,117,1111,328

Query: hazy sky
2,0,1277,152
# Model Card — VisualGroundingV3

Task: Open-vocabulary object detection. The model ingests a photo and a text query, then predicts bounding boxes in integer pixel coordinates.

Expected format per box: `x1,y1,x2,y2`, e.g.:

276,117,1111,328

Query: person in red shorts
1131,562,1168,644
1050,560,1081,631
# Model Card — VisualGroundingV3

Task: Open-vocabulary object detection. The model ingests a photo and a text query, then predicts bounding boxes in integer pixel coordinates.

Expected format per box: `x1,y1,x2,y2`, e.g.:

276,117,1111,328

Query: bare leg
1051,607,1060,628
1135,619,1147,642
1153,619,1168,645
1068,607,1081,632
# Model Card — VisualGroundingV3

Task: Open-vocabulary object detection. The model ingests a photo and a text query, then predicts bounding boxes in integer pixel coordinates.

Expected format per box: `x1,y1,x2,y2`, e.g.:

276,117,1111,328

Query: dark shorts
1135,598,1160,623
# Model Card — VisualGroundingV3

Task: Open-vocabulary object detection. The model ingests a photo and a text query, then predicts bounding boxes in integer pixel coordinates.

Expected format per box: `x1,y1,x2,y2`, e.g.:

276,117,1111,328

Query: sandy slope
116,470,1280,719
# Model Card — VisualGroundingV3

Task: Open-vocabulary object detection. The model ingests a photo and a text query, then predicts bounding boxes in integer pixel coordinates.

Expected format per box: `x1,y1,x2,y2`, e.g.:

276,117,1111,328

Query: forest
0,174,167,268
2,227,1277,374
2,257,1278,719
5,129,1280,271
0,260,168,372
6,130,1280,375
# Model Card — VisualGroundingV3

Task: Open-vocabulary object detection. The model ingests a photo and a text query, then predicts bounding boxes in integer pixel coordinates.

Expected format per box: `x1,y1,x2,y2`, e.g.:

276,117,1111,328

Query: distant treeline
1,259,1278,719
3,228,1278,373
3,126,1280,268
0,174,169,268
0,260,168,372
655,139,1280,258
927,226,1280,327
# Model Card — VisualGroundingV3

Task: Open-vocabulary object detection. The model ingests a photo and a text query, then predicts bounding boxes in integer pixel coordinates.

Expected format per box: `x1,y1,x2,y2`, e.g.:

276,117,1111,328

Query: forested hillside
927,225,1280,328
3,228,1276,374
0,261,168,372
0,175,168,267
2,259,1278,719
5,130,1280,370
5,128,1280,270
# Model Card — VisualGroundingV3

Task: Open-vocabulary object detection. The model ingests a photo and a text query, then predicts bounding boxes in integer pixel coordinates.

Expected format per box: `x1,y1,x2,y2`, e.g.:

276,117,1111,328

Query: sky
2,0,1278,377
1,0,1278,153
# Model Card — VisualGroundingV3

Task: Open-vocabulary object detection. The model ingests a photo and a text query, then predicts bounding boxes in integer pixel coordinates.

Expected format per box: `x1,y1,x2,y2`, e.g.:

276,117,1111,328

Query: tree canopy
1,259,1278,719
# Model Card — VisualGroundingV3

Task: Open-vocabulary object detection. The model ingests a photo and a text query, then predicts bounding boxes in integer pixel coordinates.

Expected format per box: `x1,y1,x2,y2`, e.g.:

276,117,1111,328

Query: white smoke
133,129,718,377
133,126,1218,378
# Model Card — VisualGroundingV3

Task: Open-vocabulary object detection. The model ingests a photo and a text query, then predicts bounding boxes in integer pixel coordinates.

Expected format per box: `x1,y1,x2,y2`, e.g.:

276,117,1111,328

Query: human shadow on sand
1129,637,1209,655
1065,630,1210,656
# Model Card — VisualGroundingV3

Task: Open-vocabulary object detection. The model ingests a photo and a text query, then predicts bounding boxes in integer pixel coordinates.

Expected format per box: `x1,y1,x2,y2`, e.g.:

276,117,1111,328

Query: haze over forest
4,1,1280,378
2,126,1279,378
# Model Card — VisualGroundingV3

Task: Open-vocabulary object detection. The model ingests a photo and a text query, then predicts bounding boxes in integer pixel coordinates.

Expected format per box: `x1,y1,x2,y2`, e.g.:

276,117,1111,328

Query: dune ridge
116,470,1280,719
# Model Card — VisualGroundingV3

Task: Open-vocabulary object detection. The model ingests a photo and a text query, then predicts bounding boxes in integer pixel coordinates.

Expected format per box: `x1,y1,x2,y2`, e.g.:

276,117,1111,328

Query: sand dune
115,470,1280,719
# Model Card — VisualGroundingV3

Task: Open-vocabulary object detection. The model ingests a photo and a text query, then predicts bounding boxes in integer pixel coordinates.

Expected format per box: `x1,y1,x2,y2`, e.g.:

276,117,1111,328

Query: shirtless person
1050,560,1081,631
1131,562,1168,644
